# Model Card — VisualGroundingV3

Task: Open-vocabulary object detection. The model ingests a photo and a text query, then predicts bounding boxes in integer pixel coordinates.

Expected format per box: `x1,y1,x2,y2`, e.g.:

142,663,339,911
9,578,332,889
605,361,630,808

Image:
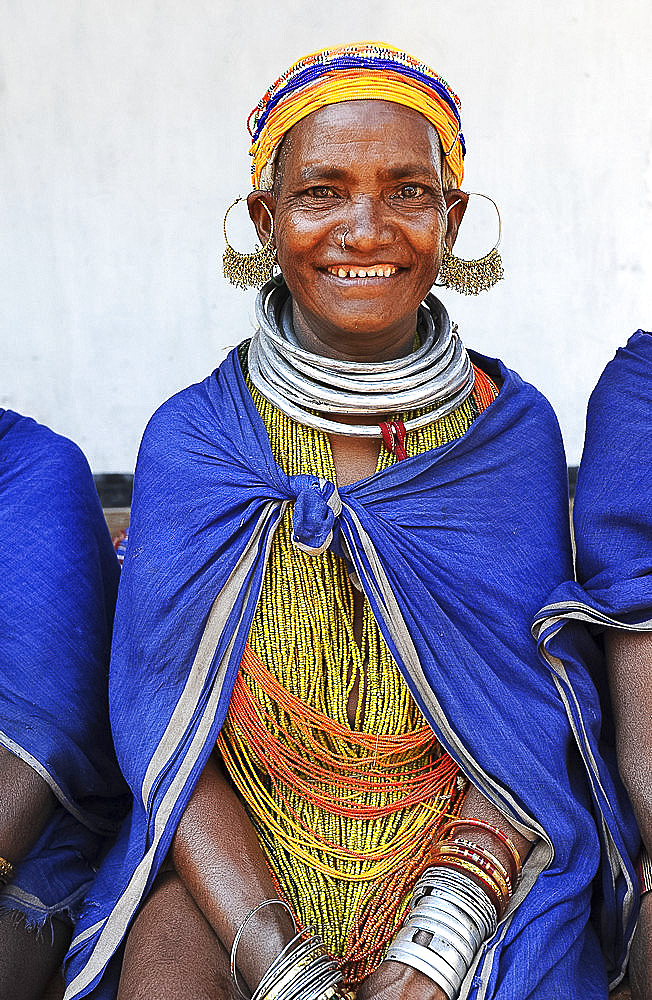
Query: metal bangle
253,926,342,1000
414,868,498,930
409,892,485,931
398,921,470,981
231,898,297,1000
254,931,316,1000
406,900,483,952
0,856,14,885
402,913,477,966
412,882,496,938
385,934,461,997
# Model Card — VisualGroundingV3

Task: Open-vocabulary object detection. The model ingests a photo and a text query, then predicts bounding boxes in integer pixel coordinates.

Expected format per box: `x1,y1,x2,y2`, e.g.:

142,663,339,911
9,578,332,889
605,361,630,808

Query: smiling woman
63,42,638,1000
248,101,464,357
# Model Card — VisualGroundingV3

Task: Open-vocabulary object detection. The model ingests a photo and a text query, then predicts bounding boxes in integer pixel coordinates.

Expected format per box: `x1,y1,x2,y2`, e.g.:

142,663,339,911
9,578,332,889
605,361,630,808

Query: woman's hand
357,961,449,1000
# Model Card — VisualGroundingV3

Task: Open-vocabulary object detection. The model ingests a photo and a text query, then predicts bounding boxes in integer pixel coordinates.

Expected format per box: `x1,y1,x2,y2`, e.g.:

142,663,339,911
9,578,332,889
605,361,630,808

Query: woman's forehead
277,100,442,177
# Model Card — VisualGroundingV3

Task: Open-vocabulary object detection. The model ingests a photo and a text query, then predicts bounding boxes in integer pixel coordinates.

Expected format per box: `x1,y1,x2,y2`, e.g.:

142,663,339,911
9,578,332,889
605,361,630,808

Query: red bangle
433,856,507,918
432,841,513,896
638,848,652,895
439,817,522,882
453,836,516,889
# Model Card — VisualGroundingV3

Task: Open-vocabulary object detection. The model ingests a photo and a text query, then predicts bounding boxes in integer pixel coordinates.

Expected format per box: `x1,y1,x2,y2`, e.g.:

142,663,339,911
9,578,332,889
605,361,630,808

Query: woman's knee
118,870,234,1000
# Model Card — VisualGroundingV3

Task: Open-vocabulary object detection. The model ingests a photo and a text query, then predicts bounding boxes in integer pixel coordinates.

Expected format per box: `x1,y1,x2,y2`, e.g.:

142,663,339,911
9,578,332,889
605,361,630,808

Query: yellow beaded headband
248,42,465,190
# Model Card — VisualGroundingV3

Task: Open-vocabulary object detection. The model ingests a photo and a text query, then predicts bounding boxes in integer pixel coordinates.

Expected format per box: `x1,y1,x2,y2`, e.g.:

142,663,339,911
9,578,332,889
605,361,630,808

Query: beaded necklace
217,351,498,985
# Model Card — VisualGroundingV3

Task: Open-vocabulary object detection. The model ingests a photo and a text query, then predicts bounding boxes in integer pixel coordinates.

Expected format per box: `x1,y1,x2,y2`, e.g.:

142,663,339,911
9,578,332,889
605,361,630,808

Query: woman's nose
343,196,392,248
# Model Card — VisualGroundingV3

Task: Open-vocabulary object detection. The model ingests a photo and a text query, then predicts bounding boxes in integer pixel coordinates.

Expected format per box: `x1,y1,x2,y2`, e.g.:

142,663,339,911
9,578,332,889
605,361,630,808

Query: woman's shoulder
0,410,113,572
468,348,563,432
136,346,256,480
0,408,95,506
142,348,245,445
588,330,652,412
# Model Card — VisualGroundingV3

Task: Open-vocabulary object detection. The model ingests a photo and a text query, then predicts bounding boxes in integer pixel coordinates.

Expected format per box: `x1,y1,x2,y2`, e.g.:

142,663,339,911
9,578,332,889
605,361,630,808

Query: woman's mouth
326,264,399,279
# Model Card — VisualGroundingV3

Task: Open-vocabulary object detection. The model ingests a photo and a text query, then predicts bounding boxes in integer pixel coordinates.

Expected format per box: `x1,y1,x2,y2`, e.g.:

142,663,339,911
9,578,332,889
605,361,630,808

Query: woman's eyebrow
381,164,439,179
297,164,437,182
298,166,348,181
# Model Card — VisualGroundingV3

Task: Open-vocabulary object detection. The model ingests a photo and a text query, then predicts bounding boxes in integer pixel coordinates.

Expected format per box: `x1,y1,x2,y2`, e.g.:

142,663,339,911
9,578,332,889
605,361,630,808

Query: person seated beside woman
536,330,651,999
0,410,128,1000
64,43,638,1000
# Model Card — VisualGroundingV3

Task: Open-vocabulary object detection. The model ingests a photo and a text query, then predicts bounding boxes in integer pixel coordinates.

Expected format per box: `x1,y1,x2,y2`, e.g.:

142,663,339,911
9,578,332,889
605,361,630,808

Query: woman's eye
396,184,425,199
306,186,338,199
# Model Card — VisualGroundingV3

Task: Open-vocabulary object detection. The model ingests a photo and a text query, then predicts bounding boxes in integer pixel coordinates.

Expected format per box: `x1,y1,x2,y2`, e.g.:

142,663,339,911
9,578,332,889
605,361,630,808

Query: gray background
2,0,651,470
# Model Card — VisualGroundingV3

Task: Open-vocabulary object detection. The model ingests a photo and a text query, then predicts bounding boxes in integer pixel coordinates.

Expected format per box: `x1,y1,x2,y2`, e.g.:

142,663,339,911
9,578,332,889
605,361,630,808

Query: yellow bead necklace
217,348,497,984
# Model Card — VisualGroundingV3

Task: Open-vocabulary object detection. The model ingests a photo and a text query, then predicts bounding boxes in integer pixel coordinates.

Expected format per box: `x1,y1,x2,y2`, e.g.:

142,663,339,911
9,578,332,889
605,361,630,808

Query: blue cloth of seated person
0,410,130,928
65,345,638,999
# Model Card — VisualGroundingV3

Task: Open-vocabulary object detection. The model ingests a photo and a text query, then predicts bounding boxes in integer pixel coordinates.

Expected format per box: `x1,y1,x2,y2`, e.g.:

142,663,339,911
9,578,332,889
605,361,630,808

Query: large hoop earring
436,193,504,296
222,197,276,289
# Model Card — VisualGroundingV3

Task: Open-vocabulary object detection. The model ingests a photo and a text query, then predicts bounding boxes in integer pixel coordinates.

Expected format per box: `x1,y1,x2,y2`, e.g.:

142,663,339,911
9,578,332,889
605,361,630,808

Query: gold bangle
0,857,14,885
433,855,510,911
433,841,513,896
453,837,514,886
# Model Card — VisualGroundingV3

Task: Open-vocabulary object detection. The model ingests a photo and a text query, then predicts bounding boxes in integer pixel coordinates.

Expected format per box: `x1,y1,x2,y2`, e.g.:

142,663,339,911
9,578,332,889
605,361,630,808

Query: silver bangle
385,933,461,997
231,899,297,999
408,899,484,949
412,890,491,940
402,914,477,966
413,868,497,935
254,930,316,1000
386,865,500,1000
250,923,343,1000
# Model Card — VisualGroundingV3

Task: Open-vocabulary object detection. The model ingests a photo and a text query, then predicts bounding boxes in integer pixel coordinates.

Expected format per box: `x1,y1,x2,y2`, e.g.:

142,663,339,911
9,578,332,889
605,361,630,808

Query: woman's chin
291,279,427,349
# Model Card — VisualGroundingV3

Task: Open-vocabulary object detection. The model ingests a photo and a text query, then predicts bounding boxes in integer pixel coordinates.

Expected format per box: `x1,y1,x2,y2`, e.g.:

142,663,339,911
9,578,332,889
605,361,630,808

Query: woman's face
249,100,466,359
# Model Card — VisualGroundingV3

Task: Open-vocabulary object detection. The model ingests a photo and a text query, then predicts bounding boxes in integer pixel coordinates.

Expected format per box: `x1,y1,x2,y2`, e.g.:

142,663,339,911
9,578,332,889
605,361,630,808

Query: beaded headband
248,42,465,190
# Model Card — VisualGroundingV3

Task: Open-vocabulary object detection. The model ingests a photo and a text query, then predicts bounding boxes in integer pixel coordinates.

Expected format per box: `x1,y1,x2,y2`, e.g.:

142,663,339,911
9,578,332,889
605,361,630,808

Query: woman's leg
117,870,235,1000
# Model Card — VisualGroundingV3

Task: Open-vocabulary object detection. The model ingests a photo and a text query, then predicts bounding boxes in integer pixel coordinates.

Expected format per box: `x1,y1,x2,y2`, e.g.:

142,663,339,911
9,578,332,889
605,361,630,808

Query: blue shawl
533,331,650,985
0,411,128,926
65,350,637,999
575,330,651,623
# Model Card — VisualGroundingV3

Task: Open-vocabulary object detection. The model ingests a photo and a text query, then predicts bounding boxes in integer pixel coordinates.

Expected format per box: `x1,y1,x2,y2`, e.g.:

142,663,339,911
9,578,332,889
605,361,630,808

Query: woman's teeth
328,265,398,278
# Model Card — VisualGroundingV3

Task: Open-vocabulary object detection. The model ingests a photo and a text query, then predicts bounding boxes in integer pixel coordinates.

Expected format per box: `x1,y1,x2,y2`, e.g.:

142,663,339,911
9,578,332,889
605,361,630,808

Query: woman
0,410,128,1000
64,44,637,1000
535,331,651,997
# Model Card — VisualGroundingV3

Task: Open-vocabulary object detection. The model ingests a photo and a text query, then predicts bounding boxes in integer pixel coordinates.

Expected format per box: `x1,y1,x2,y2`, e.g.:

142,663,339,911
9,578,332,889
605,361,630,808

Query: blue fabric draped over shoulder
537,330,651,632
575,330,651,622
533,331,650,992
64,350,638,999
0,410,128,926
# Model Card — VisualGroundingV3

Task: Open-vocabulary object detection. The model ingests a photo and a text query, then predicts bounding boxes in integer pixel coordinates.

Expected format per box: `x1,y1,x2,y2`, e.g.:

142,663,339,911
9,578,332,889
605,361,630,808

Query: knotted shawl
0,411,128,925
65,351,637,998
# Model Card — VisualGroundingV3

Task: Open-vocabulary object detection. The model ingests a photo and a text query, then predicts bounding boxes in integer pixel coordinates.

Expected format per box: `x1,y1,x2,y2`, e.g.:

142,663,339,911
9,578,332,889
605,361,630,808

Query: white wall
1,0,651,470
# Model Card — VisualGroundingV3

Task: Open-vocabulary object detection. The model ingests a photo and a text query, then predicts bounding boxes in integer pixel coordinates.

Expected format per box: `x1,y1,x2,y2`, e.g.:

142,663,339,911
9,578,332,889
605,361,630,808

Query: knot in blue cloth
289,475,342,556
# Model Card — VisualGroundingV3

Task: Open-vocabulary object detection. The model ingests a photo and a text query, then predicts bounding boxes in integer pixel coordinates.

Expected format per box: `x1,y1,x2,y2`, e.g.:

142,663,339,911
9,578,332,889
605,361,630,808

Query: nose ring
341,230,349,252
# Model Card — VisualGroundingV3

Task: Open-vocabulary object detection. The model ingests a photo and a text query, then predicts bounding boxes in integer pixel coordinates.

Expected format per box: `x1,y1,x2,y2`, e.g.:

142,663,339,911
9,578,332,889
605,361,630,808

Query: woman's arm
605,629,652,851
172,755,531,1000
0,747,55,868
457,783,532,869
605,629,652,1000
358,784,531,1000
171,752,296,993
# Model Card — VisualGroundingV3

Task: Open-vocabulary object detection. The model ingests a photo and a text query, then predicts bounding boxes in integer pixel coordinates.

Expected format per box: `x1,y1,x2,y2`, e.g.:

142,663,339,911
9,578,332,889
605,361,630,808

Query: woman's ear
247,191,276,245
444,190,468,250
